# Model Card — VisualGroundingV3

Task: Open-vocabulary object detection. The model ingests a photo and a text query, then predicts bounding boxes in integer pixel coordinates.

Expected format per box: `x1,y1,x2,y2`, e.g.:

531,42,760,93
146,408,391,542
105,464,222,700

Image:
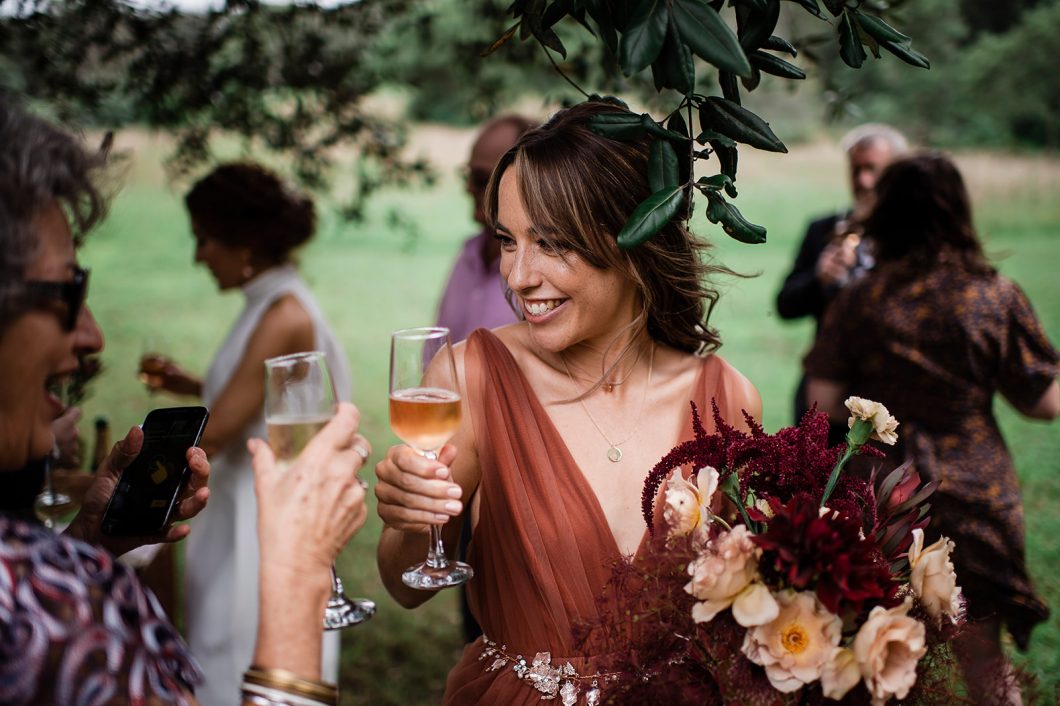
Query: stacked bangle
240,666,339,706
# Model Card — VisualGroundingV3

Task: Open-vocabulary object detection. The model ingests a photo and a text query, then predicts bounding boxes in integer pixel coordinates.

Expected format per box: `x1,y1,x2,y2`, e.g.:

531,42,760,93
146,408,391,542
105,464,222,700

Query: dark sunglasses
23,266,90,331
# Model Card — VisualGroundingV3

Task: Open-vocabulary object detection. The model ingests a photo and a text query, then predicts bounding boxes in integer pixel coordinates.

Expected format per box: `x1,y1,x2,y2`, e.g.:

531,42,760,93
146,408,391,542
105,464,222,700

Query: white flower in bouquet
908,528,962,623
741,589,843,693
853,599,927,705
686,525,778,627
845,396,899,445
663,467,718,542
821,647,861,700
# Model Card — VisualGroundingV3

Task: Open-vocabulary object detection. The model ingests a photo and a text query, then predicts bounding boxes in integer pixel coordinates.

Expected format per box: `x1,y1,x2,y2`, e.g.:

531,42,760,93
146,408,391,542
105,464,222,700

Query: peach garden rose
741,589,843,692
908,528,962,623
686,524,777,627
853,599,927,705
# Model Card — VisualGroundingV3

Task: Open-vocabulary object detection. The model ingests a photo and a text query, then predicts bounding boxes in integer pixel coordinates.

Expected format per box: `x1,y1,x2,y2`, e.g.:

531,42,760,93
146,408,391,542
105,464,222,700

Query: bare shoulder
252,293,314,352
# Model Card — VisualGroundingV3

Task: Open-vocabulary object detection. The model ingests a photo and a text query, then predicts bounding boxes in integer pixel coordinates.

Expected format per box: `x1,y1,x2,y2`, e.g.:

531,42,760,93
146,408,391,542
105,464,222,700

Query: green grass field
77,130,1059,704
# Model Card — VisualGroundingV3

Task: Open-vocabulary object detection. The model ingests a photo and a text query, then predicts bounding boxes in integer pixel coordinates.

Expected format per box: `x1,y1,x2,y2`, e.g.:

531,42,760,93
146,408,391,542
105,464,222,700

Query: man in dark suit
776,125,908,433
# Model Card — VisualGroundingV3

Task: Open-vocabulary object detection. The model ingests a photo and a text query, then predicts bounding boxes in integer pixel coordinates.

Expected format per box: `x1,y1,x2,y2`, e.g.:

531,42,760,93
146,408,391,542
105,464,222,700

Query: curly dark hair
0,98,108,331
484,100,733,358
865,151,994,277
185,162,316,267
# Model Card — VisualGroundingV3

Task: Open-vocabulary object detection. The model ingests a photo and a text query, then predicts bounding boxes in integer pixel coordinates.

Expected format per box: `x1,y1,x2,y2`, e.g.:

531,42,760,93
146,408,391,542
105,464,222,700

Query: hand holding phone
101,407,210,537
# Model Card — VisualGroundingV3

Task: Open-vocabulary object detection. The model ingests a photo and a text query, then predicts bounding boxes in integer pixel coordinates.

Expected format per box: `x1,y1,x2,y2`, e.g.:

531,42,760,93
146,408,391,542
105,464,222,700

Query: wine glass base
323,596,376,630
402,560,473,590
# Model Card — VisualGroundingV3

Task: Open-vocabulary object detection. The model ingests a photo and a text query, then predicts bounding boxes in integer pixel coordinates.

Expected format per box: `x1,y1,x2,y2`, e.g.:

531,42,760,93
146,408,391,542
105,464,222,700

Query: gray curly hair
0,98,107,330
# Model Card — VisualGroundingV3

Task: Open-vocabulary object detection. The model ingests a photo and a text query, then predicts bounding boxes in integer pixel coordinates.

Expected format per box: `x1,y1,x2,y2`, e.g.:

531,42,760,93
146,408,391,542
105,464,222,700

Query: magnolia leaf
672,0,752,77
881,39,930,69
482,23,520,58
750,50,806,79
710,139,738,181
741,66,762,91
652,17,695,94
619,0,669,75
641,113,690,142
764,35,797,56
736,0,780,52
648,139,680,192
695,173,733,191
704,191,766,243
699,97,787,152
617,185,685,249
838,12,866,68
855,12,910,45
587,112,646,140
667,110,689,137
719,70,742,104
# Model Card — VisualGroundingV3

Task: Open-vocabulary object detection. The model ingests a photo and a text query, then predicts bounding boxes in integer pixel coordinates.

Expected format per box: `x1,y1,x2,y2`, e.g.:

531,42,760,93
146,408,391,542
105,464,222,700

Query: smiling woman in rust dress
374,101,762,705
805,152,1059,705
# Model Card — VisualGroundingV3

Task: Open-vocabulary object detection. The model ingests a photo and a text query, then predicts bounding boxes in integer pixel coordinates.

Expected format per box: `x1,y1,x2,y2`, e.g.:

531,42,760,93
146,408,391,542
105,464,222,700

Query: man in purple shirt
436,114,535,343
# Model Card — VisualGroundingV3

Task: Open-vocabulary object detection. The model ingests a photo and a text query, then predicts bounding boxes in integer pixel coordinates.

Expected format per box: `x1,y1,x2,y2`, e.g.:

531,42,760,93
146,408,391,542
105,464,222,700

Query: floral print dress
804,261,1058,649
0,515,203,704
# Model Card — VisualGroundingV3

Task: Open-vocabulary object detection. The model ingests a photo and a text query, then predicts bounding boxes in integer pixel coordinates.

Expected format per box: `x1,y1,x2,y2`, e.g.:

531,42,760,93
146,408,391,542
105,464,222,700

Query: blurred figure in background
435,114,534,345
805,152,1059,705
435,114,533,644
139,163,351,705
776,124,907,436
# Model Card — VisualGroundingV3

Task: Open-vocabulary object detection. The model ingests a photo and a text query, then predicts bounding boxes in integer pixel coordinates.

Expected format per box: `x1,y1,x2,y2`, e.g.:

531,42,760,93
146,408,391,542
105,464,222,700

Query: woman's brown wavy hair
484,100,732,357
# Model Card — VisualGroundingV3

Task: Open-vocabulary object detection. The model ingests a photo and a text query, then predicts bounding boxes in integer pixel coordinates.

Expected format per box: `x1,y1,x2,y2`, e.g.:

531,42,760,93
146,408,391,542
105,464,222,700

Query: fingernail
446,485,462,499
444,500,462,513
434,467,449,479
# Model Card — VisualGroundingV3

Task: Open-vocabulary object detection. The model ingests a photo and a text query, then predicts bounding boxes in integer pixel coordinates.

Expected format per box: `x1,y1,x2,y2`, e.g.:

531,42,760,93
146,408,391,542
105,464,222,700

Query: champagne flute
389,327,472,589
264,351,376,629
34,383,75,530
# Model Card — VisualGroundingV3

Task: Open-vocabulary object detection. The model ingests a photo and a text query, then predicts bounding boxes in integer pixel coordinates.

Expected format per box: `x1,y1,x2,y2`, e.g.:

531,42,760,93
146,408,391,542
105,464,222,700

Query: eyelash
494,233,570,257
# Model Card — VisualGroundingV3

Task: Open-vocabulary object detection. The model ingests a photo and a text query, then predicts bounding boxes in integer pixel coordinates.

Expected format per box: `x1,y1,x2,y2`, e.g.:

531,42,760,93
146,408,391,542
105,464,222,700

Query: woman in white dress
142,162,351,706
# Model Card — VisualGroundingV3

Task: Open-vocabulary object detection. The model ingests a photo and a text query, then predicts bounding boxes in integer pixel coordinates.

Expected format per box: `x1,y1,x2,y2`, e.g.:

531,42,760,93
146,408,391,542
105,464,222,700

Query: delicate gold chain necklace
564,343,645,393
560,342,655,463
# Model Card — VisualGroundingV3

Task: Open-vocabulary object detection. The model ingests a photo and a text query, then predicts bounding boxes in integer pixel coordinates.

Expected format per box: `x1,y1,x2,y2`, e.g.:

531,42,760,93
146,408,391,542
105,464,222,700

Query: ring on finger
353,444,370,461
358,478,369,490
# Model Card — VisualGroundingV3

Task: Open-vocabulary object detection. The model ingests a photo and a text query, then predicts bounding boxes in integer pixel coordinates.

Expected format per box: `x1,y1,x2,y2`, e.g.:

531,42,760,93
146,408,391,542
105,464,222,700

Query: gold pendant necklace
560,343,655,463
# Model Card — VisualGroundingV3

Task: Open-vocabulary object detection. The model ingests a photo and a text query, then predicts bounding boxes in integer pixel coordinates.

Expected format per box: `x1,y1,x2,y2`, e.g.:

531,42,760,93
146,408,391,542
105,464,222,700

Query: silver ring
354,445,370,461
358,478,369,490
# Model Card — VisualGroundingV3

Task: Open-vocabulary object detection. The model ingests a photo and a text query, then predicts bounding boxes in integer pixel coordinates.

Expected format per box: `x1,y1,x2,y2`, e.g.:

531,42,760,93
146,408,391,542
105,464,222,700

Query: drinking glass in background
388,327,472,590
139,336,170,392
34,383,76,530
264,351,376,629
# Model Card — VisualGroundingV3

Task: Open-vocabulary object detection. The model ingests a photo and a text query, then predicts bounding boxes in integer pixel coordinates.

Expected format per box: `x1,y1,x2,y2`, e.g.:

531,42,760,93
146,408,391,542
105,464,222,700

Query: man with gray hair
775,124,908,431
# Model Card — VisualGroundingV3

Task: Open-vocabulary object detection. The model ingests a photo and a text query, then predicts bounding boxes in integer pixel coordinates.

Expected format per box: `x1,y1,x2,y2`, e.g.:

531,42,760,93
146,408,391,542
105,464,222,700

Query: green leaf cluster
491,0,928,248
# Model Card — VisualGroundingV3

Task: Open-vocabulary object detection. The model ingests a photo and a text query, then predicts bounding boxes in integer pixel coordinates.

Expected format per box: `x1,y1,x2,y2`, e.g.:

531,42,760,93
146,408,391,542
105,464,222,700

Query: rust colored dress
442,329,757,705
804,262,1058,649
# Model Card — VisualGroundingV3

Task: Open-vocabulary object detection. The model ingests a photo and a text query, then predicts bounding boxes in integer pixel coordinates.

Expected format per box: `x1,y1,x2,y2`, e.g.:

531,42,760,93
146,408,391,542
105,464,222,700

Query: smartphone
101,406,210,536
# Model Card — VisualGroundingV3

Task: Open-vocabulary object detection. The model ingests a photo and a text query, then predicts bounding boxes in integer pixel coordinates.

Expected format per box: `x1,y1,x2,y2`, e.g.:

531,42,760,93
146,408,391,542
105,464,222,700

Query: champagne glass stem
427,524,450,570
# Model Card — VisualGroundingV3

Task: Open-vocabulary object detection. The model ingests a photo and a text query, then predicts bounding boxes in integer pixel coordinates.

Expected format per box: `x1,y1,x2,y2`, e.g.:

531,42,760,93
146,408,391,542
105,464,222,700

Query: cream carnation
686,525,776,626
853,599,927,705
663,467,718,540
845,396,899,445
741,590,843,693
908,528,962,623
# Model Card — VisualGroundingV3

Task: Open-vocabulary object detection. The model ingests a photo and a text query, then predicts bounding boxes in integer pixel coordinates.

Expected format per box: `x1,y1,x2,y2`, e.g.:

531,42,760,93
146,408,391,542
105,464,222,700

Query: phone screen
101,406,209,536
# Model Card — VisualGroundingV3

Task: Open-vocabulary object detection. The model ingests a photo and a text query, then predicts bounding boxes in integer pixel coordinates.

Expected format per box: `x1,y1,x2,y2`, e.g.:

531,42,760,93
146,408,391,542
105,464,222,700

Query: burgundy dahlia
751,493,898,616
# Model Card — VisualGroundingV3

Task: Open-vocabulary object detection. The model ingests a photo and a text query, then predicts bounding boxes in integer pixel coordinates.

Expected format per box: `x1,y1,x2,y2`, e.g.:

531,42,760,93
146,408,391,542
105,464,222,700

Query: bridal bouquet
576,398,966,705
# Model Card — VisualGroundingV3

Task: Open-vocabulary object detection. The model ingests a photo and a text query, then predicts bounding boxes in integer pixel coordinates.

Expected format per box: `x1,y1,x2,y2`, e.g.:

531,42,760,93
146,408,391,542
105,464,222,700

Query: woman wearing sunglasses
0,100,370,705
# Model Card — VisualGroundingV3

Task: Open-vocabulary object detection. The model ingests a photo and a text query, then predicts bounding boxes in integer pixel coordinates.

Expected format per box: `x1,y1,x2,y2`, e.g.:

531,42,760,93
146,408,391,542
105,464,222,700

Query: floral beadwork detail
478,636,616,704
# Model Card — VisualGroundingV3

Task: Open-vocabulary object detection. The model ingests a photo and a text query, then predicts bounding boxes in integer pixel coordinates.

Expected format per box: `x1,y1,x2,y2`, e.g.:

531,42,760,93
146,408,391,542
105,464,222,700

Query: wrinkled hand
375,443,461,535
251,402,371,575
52,405,83,469
815,239,857,287
64,425,211,556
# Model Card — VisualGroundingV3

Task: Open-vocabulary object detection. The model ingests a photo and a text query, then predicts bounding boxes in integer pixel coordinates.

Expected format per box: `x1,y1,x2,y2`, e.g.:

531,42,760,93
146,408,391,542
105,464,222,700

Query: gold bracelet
243,666,338,705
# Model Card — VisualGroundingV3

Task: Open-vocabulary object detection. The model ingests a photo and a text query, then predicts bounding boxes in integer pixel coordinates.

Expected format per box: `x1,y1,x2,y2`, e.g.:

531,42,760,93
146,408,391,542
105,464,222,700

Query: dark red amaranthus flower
751,493,899,617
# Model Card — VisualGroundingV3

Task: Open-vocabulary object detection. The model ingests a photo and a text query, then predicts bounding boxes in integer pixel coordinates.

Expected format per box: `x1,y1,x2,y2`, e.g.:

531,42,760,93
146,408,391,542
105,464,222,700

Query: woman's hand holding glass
374,443,462,534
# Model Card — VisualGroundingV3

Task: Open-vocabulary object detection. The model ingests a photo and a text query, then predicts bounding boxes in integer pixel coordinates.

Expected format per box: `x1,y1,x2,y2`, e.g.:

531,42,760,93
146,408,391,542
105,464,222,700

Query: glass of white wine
264,351,375,629
34,382,76,531
389,327,472,590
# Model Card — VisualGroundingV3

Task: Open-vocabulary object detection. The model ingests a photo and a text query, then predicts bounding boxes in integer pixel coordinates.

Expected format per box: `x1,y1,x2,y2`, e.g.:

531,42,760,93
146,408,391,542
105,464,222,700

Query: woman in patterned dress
805,152,1059,705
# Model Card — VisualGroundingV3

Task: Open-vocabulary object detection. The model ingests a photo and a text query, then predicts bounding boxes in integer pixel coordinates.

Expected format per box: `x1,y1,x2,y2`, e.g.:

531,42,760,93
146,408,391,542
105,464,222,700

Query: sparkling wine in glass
389,327,472,590
264,351,375,629
34,382,76,530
